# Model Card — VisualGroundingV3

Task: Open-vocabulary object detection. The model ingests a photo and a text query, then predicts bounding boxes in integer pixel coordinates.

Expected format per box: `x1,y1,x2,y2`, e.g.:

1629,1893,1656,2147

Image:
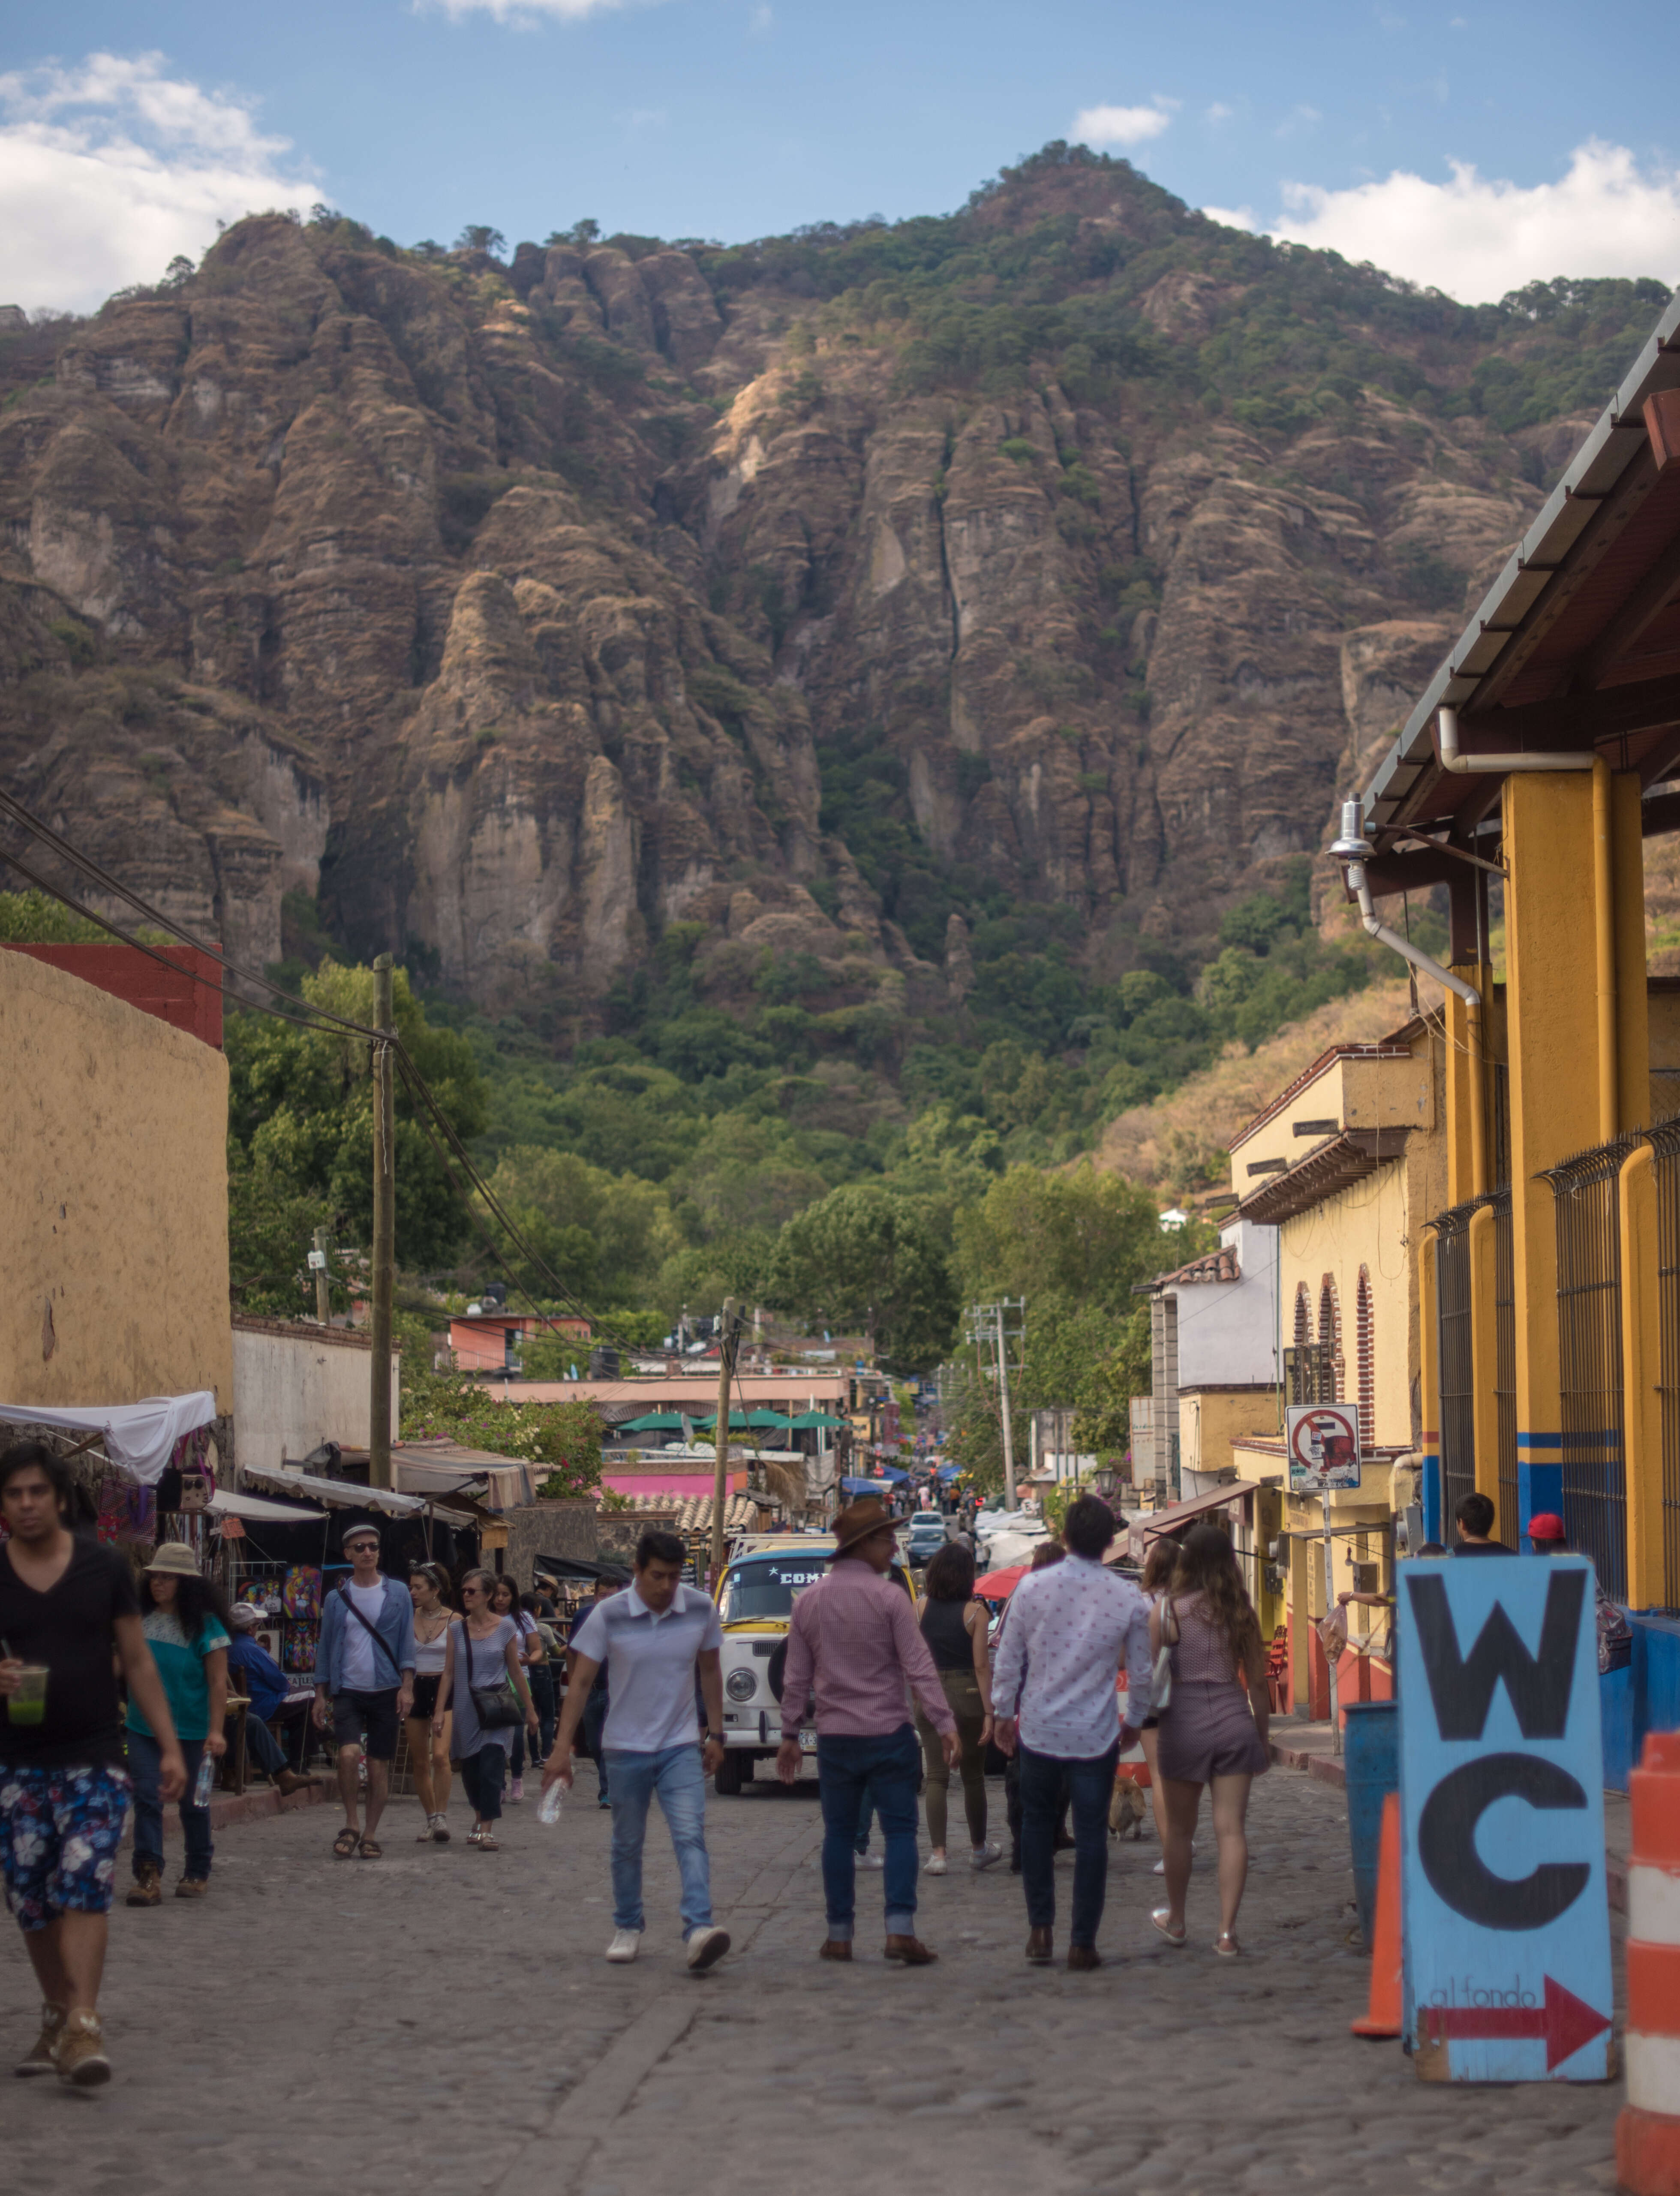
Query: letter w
1406,1571,1584,1741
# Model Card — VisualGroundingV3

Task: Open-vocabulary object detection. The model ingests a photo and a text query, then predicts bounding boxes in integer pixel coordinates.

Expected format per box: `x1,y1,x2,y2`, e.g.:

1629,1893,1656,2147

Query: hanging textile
0,1392,216,1485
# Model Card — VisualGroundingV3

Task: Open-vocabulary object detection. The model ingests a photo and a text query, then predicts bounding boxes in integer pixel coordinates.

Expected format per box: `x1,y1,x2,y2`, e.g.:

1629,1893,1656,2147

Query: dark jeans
816,1725,921,1941
529,1667,557,1765
130,1731,212,1880
1020,1740,1118,1950
245,1715,287,1777
583,1691,610,1801
458,1745,507,1823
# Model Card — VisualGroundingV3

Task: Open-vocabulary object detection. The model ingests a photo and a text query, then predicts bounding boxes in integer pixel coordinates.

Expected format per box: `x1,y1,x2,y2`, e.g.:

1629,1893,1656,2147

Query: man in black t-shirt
1452,1490,1515,1555
0,1441,186,2088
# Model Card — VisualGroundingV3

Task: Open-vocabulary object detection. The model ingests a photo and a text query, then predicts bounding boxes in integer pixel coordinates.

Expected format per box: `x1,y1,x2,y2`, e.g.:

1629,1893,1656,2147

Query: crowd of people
0,1432,1288,2087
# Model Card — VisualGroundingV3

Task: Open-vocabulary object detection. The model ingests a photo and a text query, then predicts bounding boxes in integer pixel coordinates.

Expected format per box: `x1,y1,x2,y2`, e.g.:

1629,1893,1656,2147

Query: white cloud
1072,100,1174,151
430,0,643,18
748,3,773,33
0,51,314,314
1205,102,1235,125
1256,139,1680,303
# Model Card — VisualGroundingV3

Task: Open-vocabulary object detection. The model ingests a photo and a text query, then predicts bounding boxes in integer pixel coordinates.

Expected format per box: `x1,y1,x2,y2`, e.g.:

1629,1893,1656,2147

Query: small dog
1108,1776,1148,1839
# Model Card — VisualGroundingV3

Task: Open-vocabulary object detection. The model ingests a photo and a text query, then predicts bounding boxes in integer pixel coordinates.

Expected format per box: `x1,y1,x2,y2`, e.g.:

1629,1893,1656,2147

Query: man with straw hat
776,1497,959,1964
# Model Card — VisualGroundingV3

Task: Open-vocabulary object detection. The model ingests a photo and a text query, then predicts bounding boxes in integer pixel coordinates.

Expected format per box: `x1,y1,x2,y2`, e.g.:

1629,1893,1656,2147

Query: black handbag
462,1622,523,1730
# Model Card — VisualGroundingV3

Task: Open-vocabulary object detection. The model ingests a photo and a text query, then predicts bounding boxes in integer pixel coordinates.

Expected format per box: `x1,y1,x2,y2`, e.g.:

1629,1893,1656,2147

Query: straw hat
832,1498,897,1554
145,1543,201,1577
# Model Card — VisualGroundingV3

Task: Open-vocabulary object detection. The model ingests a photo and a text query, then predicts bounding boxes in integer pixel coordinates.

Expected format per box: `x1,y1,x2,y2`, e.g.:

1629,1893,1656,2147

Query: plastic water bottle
538,1780,564,1825
192,1752,215,1808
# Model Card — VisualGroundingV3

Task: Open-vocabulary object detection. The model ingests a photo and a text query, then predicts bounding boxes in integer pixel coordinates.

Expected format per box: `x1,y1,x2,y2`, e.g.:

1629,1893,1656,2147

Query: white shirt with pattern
990,1555,1153,1760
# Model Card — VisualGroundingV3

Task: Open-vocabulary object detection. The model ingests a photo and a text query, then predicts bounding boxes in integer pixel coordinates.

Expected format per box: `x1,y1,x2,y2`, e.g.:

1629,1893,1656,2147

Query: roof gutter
1436,704,1593,775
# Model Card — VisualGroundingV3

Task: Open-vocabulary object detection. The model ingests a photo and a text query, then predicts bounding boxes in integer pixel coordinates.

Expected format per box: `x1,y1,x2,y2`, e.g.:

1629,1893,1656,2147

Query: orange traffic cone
1351,1791,1403,2039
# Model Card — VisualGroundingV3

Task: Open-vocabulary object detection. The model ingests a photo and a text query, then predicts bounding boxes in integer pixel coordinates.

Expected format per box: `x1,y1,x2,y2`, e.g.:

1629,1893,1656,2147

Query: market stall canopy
241,1462,430,1516
838,1474,895,1495
619,1411,687,1432
207,1487,328,1523
388,1443,535,1512
0,1390,216,1485
748,1410,795,1431
935,1463,962,1481
790,1411,844,1430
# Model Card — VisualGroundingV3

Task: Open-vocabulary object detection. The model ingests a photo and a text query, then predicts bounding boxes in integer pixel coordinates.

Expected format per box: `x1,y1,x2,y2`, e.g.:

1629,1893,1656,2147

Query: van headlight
725,1668,757,1702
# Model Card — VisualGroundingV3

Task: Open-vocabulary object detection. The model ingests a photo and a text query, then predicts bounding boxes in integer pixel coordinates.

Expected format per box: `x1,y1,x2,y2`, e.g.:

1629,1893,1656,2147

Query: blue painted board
1396,1554,1612,2082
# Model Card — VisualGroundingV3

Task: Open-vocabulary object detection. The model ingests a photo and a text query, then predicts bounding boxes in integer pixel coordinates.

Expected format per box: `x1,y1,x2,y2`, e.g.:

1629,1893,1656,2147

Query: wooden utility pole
709,1295,737,1587
312,1224,331,1326
370,953,396,1492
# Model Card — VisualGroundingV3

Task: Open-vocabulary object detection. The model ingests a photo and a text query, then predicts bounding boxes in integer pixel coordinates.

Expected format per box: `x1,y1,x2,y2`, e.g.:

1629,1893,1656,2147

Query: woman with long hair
489,1575,545,1802
1136,1537,1181,1876
434,1568,538,1850
914,1541,1000,1874
407,1563,459,1842
125,1545,232,1905
1149,1522,1270,1955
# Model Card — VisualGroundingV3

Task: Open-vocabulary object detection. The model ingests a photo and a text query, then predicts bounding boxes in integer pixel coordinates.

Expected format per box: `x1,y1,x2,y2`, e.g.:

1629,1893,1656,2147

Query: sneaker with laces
56,2011,110,2088
855,1850,884,1871
971,1840,1003,1872
606,1927,642,1963
431,1814,452,1843
15,2003,65,2077
685,1925,731,1972
925,1853,948,1876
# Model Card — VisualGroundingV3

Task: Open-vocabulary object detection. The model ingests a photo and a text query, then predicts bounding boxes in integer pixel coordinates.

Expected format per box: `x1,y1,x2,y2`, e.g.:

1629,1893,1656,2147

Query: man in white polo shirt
544,1529,730,1971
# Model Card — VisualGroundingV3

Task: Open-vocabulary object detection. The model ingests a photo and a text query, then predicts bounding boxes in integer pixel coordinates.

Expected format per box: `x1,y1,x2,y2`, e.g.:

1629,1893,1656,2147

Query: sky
3,0,1679,314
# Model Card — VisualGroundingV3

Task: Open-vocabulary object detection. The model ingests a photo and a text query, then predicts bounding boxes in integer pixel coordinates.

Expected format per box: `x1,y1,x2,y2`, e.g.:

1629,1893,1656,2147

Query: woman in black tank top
915,1544,999,1874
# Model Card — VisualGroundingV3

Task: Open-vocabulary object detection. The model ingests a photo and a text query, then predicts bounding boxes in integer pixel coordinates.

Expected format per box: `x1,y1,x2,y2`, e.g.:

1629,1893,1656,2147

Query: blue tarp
839,1474,894,1495
875,1463,910,1482
935,1463,962,1480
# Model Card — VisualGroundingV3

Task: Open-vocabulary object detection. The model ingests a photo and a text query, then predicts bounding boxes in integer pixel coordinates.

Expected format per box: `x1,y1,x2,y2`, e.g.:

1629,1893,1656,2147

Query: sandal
476,1834,499,1851
1150,1907,1187,1947
357,1837,382,1860
333,1828,360,1859
1213,1931,1242,1958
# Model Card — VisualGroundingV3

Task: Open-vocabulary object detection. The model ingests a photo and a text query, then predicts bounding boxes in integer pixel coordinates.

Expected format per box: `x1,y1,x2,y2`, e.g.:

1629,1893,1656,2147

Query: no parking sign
1397,1553,1613,2082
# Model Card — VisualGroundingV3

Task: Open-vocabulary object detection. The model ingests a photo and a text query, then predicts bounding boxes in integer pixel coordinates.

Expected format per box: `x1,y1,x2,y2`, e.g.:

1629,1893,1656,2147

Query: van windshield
720,1554,831,1622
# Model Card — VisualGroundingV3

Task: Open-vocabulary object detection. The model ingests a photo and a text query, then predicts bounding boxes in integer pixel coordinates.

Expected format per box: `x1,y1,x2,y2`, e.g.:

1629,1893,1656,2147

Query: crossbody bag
461,1621,523,1730
335,1584,403,1688
1150,1595,1179,1716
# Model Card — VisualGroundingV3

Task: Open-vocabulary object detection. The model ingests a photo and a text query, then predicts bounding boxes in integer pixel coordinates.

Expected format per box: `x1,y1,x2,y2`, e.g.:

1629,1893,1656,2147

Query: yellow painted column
1444,969,1493,1206
1614,770,1651,1131
1419,1232,1441,1542
1289,1525,1313,1714
1505,770,1604,1534
1620,1142,1665,1609
1469,1201,1500,1504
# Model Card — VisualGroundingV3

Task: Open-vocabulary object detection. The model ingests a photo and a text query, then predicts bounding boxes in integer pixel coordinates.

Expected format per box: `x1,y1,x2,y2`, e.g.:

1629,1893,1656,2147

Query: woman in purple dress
1150,1523,1270,1956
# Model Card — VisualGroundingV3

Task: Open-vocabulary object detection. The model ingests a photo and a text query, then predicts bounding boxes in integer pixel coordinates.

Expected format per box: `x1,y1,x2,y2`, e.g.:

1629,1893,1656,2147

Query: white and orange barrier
1618,1731,1680,2194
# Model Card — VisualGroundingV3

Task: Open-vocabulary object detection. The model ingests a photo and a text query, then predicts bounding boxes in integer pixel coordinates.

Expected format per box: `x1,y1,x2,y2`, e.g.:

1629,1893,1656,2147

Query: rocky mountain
0,144,1668,1056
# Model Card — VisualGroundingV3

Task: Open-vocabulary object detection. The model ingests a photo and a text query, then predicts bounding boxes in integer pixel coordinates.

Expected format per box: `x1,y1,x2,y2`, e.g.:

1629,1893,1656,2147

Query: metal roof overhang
1359,292,1680,864
1237,1128,1412,1225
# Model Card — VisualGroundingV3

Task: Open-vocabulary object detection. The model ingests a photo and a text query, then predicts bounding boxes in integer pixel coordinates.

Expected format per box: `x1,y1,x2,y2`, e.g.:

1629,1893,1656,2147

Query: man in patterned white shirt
992,1495,1151,1970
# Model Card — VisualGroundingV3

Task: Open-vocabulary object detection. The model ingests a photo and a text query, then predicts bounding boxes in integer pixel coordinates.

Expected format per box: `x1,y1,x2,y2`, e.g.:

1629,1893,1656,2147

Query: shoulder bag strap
337,1583,400,1685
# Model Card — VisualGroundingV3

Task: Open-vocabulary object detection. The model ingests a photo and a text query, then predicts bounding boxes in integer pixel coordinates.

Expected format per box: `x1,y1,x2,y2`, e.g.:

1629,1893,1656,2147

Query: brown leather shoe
1025,1927,1054,1965
126,1863,161,1908
275,1769,315,1796
55,2011,110,2088
818,1938,852,1961
883,1934,938,1964
173,1876,209,1899
1067,1944,1102,1971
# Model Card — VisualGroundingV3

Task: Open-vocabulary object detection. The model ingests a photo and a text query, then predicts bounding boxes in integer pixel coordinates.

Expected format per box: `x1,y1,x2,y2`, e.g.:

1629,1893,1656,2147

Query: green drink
6,1666,47,1725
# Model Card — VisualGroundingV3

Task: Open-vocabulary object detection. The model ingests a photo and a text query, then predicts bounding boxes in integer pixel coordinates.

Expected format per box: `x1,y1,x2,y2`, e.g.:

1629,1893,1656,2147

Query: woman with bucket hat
125,1544,232,1905
775,1498,959,1964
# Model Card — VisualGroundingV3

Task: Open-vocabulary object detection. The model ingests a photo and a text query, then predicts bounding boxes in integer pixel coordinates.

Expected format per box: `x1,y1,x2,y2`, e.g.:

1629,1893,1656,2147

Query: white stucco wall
231,1319,401,1479
1175,1218,1280,1389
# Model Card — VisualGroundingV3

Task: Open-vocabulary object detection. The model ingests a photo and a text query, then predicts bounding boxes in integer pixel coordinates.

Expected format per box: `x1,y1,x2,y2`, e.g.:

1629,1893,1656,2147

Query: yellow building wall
0,951,233,1410
1277,1159,1413,1450
1179,1388,1275,1479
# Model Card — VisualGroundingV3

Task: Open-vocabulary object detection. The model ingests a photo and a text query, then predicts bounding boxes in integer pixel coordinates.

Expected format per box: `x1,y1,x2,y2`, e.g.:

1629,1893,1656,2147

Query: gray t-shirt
449,1615,520,1762
571,1583,723,1754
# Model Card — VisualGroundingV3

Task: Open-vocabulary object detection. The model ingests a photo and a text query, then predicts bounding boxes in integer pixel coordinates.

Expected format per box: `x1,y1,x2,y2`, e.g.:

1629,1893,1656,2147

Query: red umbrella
974,1563,1027,1599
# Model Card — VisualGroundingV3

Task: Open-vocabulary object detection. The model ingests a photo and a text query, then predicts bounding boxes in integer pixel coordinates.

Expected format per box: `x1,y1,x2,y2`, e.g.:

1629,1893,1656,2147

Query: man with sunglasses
312,1523,415,1860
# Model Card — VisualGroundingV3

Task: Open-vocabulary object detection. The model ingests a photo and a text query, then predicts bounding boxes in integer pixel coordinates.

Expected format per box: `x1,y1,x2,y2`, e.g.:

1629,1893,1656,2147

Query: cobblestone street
5,1765,1624,2196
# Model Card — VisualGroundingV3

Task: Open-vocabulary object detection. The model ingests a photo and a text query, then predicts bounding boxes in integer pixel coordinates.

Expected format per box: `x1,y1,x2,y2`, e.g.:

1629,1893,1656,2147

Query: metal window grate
1491,1064,1512,1197
1493,1187,1517,1546
1650,1119,1680,1609
1433,1201,1477,1538
1283,1343,1334,1406
1544,1135,1639,1604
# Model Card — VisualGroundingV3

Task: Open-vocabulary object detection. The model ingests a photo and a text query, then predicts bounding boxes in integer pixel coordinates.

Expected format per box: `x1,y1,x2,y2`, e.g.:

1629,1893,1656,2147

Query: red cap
1526,1512,1566,1541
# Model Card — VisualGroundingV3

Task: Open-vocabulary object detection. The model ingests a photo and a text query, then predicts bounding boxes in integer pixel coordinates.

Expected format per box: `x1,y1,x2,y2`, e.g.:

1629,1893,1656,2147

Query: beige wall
231,1319,402,1478
1,950,232,1410
1179,1388,1274,1479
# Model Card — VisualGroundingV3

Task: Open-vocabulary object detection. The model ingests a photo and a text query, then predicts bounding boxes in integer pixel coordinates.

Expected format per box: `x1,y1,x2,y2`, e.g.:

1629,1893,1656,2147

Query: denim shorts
0,1763,132,1931
331,1689,400,1760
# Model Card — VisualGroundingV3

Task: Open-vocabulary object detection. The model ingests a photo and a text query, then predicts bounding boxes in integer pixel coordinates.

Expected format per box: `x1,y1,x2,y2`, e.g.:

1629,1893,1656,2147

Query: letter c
1417,1753,1590,1931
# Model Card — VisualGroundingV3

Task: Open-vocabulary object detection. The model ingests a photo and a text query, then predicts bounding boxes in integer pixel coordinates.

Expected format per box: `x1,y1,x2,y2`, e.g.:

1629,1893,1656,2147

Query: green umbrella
691,1409,751,1429
619,1411,686,1432
748,1410,795,1432
790,1411,845,1430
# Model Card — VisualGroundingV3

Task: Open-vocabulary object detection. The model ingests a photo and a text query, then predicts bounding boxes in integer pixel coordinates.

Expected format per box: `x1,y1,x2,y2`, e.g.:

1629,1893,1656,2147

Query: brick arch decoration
1293,1282,1311,1351
1356,1265,1375,1432
1318,1273,1344,1403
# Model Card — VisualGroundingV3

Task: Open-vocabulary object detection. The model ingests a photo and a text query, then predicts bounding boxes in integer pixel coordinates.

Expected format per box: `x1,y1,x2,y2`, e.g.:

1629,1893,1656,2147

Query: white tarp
207,1488,328,1522
239,1462,429,1516
0,1391,216,1486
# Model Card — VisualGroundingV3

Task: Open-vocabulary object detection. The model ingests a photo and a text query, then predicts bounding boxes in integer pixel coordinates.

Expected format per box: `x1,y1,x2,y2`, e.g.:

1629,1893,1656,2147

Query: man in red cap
1525,1513,1632,1673
776,1498,958,1964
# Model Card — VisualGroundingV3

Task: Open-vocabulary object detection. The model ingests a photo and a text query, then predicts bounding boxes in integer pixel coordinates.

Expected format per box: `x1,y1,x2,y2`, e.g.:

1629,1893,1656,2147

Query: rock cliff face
0,155,1656,1022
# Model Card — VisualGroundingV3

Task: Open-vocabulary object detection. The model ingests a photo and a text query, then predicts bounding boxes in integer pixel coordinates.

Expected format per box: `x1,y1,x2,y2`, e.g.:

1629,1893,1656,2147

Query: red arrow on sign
1421,1975,1611,2072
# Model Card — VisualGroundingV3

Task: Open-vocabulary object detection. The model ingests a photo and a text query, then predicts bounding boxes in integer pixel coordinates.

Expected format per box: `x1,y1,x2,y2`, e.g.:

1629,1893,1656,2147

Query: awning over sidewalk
0,1390,216,1484
1127,1480,1252,1559
207,1487,328,1522
240,1462,430,1516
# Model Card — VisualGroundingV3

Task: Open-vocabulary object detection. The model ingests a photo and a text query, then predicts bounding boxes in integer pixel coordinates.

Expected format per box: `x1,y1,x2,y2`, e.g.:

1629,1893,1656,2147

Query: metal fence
1545,1136,1639,1604
1433,1201,1477,1537
1651,1120,1680,1608
1493,1186,1518,1544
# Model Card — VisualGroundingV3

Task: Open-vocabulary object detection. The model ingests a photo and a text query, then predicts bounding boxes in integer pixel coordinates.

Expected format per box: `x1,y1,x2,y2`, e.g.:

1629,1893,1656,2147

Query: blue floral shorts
0,1764,132,1931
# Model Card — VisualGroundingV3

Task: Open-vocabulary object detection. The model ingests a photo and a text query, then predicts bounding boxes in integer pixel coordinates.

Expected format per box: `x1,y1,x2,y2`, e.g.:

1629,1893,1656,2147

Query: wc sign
1397,1554,1613,2082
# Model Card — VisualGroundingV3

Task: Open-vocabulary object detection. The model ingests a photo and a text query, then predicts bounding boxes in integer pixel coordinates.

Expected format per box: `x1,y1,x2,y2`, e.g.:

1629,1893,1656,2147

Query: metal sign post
1286,1403,1362,1754
1396,1553,1611,2083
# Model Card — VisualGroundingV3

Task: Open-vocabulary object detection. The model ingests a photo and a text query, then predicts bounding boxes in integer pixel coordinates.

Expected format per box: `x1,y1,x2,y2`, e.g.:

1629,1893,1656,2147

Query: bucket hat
144,1542,202,1576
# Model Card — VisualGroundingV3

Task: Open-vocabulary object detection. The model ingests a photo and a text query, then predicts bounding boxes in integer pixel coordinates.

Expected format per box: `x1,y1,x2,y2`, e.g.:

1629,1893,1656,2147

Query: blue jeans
605,1744,712,1937
817,1725,920,1941
129,1732,212,1880
1020,1740,1117,1949
583,1692,610,1802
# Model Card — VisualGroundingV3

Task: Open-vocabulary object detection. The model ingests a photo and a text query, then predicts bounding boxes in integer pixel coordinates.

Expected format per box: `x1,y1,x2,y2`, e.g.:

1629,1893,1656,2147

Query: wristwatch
705,1730,725,1744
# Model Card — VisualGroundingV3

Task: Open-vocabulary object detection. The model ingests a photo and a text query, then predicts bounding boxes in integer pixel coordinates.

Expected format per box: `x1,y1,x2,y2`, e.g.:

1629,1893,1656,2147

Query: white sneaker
856,1850,884,1871
1152,1839,1197,1877
926,1852,948,1876
971,1840,1003,1872
685,1925,731,1972
606,1928,642,1963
